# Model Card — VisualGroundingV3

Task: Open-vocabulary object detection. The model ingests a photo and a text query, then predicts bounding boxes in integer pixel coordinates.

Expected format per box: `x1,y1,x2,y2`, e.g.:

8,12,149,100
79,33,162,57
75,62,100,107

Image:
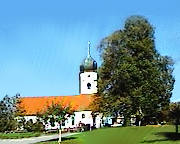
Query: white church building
20,42,113,130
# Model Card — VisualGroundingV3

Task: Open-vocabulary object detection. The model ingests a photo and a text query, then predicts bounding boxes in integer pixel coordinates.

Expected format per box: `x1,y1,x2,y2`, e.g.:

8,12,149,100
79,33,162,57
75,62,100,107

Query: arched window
72,117,75,125
82,114,85,118
62,120,65,126
87,83,91,89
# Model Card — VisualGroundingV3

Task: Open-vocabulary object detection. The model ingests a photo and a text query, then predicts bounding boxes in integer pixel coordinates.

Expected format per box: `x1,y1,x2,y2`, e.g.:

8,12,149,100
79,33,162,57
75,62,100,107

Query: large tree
92,15,175,126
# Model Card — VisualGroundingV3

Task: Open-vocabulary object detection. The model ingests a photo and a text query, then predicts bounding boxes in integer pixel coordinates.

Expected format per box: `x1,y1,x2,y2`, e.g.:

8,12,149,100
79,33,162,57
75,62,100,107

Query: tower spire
88,41,91,57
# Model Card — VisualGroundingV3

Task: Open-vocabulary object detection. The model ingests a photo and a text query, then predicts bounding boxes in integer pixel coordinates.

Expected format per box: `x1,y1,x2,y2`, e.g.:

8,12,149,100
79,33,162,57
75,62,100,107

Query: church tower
79,41,98,94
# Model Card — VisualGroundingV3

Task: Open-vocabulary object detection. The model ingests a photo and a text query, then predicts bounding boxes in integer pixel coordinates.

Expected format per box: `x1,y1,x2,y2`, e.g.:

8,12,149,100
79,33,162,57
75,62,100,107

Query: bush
23,119,45,132
32,120,44,132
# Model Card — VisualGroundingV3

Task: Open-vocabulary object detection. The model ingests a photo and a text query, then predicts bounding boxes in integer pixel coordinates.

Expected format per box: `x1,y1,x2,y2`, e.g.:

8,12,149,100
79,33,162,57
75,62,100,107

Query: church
20,42,112,130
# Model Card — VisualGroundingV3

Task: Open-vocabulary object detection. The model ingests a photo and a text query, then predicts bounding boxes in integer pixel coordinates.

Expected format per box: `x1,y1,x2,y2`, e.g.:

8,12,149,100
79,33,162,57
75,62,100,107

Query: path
0,132,79,144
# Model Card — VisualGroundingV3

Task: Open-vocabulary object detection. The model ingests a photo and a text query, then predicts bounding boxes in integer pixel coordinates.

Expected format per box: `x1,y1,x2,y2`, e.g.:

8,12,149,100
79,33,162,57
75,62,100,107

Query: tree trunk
58,122,62,144
135,115,141,126
58,129,61,144
176,124,178,133
139,120,141,127
123,116,130,126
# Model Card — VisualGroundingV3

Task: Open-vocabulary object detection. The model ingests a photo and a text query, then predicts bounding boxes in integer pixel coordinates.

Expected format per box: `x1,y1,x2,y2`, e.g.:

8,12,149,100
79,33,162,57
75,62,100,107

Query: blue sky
0,0,179,101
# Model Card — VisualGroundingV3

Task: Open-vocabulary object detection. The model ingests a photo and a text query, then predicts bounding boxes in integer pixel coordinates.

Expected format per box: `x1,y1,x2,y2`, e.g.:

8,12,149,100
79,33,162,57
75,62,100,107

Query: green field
0,132,41,139
38,125,180,144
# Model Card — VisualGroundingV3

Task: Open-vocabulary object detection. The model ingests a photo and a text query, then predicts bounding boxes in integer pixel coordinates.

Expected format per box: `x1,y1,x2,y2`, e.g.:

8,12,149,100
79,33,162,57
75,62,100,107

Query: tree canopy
0,94,20,132
38,102,73,129
92,15,175,126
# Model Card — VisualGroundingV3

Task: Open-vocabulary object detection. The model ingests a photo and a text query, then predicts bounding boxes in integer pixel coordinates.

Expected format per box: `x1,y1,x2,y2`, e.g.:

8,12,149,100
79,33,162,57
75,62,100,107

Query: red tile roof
20,94,93,115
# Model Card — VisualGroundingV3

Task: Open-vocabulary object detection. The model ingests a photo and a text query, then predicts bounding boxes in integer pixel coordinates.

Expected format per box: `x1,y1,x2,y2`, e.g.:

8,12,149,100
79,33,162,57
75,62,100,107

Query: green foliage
0,132,40,139
17,117,44,132
32,119,45,132
169,102,180,133
38,102,73,129
0,94,21,132
17,116,26,130
0,93,43,133
93,15,175,125
15,95,26,116
24,119,34,132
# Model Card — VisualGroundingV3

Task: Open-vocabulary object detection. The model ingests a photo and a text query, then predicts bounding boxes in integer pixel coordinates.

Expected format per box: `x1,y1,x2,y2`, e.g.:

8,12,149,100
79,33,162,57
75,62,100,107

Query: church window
87,83,91,89
88,75,90,77
72,117,75,125
50,117,55,127
62,120,65,126
82,114,85,118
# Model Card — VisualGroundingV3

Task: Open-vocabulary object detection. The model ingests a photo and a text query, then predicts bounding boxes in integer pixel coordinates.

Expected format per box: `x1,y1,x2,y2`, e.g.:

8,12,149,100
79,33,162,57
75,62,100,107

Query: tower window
87,83,91,89
88,75,90,77
82,114,85,118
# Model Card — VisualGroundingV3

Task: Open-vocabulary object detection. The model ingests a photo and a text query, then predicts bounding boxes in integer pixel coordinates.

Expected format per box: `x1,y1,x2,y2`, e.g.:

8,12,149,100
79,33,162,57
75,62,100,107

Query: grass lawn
0,132,41,139
38,125,180,144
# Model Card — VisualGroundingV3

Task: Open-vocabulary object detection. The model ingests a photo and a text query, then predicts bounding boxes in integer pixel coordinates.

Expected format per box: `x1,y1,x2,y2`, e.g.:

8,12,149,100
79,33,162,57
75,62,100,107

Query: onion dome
80,41,97,72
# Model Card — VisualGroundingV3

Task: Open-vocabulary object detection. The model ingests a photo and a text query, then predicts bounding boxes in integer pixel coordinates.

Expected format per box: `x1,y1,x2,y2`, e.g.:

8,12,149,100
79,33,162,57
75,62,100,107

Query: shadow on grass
141,132,180,143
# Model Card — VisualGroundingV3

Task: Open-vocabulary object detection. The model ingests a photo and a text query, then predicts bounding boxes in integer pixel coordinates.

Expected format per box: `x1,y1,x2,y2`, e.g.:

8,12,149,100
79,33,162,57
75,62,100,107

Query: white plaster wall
80,72,97,94
74,111,93,127
24,116,37,123
95,115,102,128
44,116,75,130
45,122,59,130
62,116,75,129
45,111,94,129
23,111,95,130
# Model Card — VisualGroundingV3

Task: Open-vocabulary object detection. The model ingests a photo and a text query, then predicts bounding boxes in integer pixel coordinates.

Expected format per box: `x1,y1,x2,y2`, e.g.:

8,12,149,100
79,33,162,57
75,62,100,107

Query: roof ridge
21,94,92,98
